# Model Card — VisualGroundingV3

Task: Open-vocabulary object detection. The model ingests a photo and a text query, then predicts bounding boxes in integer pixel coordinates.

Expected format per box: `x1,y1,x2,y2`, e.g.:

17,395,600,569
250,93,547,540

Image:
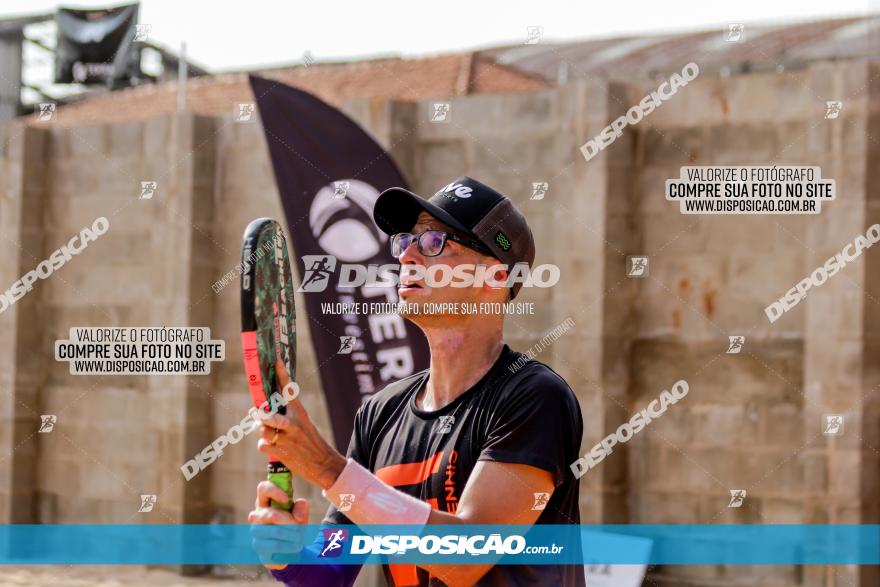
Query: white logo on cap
438,182,473,199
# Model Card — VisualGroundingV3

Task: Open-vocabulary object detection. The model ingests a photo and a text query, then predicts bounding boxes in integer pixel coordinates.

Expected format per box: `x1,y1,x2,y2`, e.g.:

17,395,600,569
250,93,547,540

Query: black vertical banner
249,75,429,450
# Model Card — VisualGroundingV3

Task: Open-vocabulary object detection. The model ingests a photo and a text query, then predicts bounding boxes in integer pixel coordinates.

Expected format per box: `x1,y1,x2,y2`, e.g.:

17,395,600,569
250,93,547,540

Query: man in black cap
250,177,584,586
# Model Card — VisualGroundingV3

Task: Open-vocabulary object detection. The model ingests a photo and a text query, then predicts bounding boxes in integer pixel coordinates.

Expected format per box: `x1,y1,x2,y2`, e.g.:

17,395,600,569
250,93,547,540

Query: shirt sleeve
268,532,360,587
477,365,583,487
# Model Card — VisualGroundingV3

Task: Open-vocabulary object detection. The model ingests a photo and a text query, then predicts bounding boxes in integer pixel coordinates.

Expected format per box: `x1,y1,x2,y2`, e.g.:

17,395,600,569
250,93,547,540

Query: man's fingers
251,524,307,560
256,480,289,508
274,359,306,416
251,524,306,542
274,358,291,388
252,538,301,567
249,506,296,526
260,412,293,433
257,437,281,459
292,498,309,524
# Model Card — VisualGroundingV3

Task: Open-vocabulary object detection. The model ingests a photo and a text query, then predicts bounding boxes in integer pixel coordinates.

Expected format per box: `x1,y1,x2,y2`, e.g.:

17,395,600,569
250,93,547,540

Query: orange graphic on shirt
375,450,459,586
376,451,444,487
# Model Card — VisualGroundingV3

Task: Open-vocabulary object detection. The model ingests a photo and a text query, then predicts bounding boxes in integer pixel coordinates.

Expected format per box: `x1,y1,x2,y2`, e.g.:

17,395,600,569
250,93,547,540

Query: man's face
396,212,503,320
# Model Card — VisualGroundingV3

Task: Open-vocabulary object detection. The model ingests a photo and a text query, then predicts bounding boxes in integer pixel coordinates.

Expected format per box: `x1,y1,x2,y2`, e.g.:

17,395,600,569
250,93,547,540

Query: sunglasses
390,230,493,258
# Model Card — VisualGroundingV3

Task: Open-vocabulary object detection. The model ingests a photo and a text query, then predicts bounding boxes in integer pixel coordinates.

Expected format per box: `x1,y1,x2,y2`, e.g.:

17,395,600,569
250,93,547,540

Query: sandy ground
0,566,271,586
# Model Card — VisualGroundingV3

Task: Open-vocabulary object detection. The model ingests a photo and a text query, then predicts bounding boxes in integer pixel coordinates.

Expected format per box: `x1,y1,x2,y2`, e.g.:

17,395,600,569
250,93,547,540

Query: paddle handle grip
268,461,294,511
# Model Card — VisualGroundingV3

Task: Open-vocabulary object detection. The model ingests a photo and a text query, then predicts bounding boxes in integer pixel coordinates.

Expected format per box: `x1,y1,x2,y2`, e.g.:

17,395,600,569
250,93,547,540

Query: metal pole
177,41,187,112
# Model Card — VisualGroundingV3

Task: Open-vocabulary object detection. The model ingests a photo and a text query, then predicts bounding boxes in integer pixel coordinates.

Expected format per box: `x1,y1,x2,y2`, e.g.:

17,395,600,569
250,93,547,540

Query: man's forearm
316,451,348,490
321,460,496,586
323,458,432,526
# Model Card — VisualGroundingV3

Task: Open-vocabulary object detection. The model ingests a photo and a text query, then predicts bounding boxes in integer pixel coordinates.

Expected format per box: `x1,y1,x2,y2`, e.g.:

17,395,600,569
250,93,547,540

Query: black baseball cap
373,176,536,299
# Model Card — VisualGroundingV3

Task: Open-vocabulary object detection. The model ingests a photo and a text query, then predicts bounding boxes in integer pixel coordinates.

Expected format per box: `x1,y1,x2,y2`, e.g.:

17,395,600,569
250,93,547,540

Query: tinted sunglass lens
419,231,446,256
391,234,412,257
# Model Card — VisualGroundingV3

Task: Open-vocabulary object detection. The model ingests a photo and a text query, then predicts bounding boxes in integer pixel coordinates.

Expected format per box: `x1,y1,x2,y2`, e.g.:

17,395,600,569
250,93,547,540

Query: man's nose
398,238,424,264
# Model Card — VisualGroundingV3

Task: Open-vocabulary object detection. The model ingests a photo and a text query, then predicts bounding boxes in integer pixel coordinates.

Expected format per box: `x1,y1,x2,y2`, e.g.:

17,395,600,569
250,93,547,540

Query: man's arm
315,456,553,587
422,460,554,586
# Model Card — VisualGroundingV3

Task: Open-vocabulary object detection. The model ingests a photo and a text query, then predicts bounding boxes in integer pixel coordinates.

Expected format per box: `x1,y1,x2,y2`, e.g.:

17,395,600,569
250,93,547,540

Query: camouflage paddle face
240,217,297,510
251,222,296,406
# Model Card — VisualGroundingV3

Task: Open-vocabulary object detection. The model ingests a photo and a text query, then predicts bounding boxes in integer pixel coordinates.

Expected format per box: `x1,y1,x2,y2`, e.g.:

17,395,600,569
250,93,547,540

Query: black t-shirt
325,345,585,587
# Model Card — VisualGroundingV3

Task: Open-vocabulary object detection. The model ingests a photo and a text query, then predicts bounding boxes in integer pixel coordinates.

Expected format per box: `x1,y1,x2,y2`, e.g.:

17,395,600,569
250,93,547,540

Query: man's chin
398,300,431,319
397,295,467,323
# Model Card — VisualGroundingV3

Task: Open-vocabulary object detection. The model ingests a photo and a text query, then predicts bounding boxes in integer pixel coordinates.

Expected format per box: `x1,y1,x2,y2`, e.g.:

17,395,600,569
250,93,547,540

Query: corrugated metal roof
481,15,878,82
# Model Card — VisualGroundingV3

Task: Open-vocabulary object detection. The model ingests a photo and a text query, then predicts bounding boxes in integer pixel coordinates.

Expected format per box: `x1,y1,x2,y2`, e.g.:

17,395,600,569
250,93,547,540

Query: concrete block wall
624,61,879,586
2,114,236,528
0,122,47,524
624,66,818,585
36,114,219,526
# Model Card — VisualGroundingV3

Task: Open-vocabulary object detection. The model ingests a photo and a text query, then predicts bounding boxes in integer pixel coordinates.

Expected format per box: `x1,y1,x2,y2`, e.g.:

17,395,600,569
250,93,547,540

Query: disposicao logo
320,528,348,558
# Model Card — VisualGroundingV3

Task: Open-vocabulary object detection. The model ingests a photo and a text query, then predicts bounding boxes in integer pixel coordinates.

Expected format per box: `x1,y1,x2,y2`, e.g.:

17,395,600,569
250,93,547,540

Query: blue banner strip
0,525,878,565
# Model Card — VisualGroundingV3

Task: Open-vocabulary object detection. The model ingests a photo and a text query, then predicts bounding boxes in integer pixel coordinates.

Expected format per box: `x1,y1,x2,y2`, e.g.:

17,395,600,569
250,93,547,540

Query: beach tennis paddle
240,218,297,511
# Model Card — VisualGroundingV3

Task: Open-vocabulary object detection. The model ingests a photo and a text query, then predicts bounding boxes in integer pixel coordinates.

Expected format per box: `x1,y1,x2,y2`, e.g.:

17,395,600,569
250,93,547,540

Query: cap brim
373,187,475,237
